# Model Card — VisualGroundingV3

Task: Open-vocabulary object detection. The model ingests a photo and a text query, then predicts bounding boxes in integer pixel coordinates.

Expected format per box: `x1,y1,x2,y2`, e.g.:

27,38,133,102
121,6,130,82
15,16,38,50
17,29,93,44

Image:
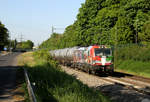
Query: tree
0,21,9,50
139,21,150,43
16,40,34,49
40,33,63,50
9,39,17,49
26,40,34,49
40,0,150,49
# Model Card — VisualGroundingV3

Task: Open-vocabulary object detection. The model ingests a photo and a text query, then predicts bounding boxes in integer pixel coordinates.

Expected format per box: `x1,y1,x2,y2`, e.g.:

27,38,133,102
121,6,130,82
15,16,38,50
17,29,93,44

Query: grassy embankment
115,44,150,78
19,50,111,102
17,53,33,102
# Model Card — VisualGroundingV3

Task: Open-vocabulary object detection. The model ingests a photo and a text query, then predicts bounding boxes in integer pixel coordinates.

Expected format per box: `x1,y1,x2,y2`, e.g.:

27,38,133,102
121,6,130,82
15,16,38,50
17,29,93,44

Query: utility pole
20,34,23,48
14,39,17,50
52,26,55,34
51,26,65,35
20,34,23,42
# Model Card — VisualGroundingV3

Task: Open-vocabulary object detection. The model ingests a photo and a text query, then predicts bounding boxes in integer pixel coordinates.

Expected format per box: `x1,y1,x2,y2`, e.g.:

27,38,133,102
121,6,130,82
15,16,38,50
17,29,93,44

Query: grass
19,50,111,102
17,53,32,102
115,60,150,78
18,52,35,66
115,44,150,78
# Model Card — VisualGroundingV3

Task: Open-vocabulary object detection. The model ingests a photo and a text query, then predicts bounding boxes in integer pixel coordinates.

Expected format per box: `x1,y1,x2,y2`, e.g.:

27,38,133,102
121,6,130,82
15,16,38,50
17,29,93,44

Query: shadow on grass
25,62,109,102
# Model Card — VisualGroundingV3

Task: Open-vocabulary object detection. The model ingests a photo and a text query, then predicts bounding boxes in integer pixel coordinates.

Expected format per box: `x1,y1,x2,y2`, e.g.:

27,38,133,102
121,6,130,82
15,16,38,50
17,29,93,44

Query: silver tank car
50,47,79,65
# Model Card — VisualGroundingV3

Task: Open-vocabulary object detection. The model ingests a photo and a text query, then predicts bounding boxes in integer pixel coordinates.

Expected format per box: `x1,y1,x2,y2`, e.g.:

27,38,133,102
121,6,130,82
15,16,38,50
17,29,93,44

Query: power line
20,34,23,42
52,26,55,34
19,34,23,48
51,26,65,34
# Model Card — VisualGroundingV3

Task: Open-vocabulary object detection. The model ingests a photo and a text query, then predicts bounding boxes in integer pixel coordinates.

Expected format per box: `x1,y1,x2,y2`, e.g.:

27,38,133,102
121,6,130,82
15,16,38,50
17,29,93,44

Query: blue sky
0,0,85,46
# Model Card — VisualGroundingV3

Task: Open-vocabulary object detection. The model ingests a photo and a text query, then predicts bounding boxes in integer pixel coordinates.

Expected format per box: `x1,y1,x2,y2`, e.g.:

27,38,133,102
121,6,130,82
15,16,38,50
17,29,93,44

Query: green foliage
116,60,150,78
33,50,58,67
115,44,150,78
25,51,110,102
60,24,78,48
116,44,150,62
139,21,150,42
40,0,150,49
17,40,34,49
40,33,63,50
0,21,9,49
39,0,150,78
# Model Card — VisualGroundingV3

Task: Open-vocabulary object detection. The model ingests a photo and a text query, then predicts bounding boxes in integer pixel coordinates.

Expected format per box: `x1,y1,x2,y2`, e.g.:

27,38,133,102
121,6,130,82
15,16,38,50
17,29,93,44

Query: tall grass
115,44,150,77
23,50,110,102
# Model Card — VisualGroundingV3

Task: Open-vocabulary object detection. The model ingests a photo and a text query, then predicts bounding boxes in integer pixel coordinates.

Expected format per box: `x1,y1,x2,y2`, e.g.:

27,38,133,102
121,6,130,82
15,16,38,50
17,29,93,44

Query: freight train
50,45,114,74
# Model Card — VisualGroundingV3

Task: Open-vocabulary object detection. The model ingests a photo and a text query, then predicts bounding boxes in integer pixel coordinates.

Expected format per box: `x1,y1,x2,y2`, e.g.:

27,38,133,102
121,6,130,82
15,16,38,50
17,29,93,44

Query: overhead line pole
20,34,23,48
20,34,23,42
52,26,55,34
51,26,65,35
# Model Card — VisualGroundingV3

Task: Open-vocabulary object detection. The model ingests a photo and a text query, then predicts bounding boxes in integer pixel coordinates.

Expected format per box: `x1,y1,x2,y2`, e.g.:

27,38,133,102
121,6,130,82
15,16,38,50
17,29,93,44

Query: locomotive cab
94,48,112,65
90,45,114,73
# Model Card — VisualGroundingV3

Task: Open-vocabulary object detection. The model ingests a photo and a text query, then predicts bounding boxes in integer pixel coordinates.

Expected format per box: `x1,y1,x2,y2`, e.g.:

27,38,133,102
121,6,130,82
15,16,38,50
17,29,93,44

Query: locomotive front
86,45,114,73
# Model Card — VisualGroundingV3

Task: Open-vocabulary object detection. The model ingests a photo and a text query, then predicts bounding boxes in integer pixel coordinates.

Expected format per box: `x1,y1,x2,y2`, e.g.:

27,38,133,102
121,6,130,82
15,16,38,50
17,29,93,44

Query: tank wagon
50,45,114,74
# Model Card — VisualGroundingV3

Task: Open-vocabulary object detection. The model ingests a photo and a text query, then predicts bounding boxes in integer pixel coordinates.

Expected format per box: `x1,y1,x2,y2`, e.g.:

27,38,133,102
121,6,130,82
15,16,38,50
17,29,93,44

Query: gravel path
61,66,150,102
0,52,21,102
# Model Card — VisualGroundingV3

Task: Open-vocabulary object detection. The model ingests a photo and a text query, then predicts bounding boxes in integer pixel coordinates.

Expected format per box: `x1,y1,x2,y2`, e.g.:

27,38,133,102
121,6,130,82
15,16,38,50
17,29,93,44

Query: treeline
16,40,34,49
0,20,34,50
0,21,9,50
40,0,150,50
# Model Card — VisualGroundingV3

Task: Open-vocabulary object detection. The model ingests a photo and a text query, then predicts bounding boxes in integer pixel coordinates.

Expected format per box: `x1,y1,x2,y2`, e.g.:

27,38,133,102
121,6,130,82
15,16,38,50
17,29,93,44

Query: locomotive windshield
95,48,111,56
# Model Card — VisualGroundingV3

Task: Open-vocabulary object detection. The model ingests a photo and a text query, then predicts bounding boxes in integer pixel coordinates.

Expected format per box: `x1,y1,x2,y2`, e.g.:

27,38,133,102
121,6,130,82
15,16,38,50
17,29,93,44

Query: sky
0,0,85,46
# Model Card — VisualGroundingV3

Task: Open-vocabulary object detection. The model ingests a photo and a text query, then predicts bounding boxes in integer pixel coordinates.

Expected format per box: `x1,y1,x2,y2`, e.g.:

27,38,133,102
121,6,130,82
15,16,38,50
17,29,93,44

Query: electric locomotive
50,45,113,74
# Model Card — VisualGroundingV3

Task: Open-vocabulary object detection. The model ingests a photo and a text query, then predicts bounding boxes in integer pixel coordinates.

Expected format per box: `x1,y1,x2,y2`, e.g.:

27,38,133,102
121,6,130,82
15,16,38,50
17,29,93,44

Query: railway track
61,65,150,102
83,72,150,96
72,67,150,90
97,75,150,95
113,71,150,84
96,72,150,94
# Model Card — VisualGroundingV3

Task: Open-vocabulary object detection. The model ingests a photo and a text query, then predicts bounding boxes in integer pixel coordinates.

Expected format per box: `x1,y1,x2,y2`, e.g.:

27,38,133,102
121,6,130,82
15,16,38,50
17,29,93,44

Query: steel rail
62,65,150,95
24,68,37,102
